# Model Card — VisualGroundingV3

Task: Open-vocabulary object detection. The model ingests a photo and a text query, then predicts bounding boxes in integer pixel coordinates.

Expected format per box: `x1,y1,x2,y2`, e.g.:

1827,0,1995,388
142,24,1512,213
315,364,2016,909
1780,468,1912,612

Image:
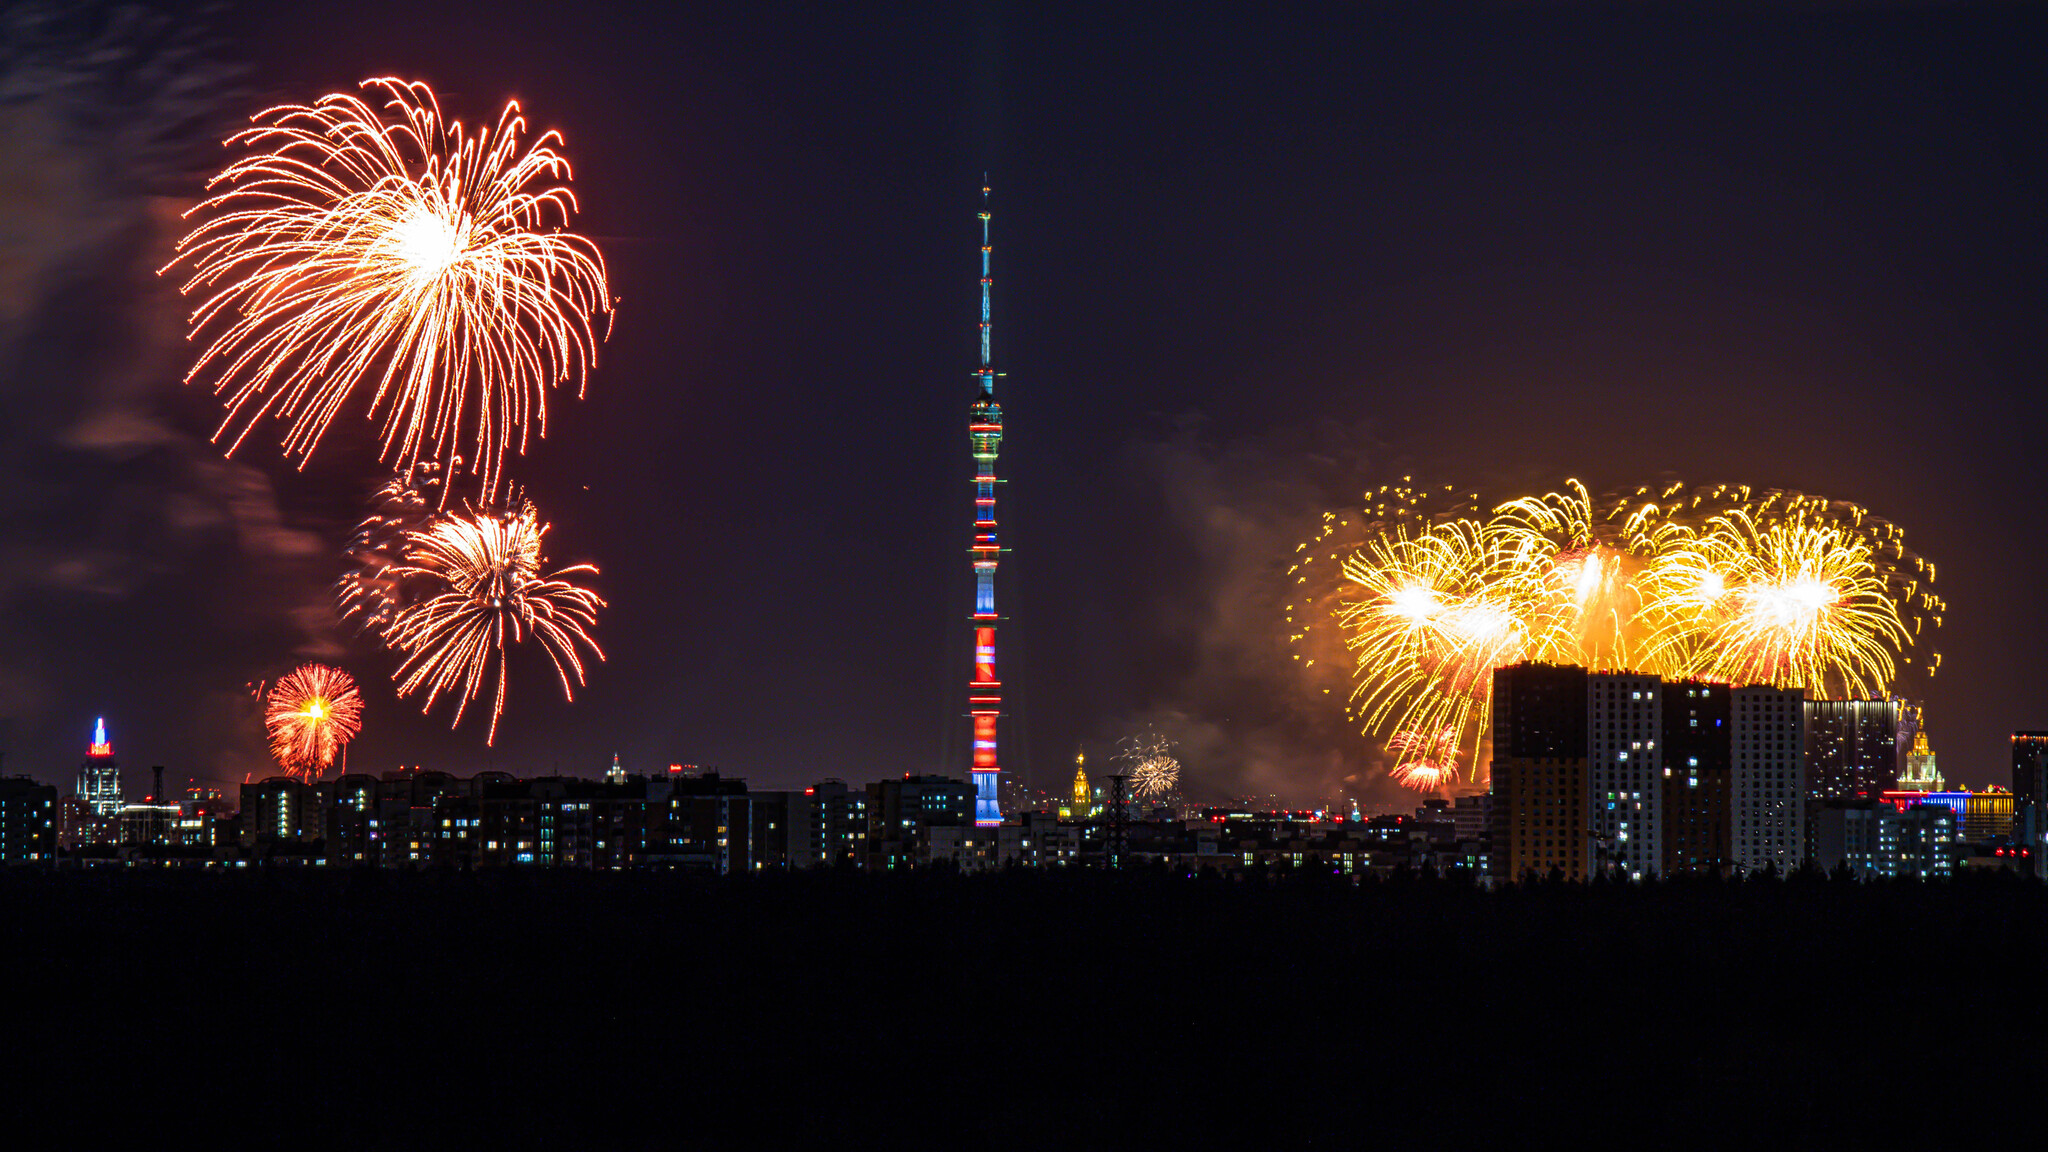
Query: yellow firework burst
166,78,610,497
1335,515,1531,766
1119,732,1182,801
1643,502,1914,697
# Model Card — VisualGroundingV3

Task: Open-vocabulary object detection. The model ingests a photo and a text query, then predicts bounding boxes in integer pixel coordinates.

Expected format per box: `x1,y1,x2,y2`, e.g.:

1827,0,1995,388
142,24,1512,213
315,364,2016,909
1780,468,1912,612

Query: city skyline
4,2,2046,809
12,7,2048,1149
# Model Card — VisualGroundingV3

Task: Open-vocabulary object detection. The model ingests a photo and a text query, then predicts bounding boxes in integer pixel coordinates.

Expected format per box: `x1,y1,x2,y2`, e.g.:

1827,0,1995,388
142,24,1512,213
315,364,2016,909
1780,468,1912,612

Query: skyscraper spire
966,179,1006,827
80,717,121,820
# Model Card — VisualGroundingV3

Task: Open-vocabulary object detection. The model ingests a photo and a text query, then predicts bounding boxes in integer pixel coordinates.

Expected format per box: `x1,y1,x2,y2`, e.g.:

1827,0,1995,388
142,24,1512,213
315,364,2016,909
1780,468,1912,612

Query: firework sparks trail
166,78,611,498
387,501,604,744
1118,732,1182,801
1387,727,1460,792
337,461,446,636
1305,480,1941,790
265,663,364,778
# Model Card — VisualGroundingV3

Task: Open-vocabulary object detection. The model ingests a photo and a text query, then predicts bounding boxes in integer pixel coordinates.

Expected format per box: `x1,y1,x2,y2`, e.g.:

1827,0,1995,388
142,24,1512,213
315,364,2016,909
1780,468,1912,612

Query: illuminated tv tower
966,179,1005,827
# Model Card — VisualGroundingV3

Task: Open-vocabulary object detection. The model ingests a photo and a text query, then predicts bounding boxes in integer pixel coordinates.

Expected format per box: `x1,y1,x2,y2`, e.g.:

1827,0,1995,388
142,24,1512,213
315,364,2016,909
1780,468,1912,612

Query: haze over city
6,2,2044,811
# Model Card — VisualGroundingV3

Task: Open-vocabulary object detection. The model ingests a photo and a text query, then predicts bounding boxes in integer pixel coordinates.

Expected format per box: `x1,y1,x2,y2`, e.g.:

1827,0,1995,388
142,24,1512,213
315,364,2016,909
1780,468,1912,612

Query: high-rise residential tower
1661,680,1732,876
1490,663,1589,880
2013,733,2048,871
1734,687,1807,873
1490,665,1817,880
965,181,1006,827
1587,671,1663,880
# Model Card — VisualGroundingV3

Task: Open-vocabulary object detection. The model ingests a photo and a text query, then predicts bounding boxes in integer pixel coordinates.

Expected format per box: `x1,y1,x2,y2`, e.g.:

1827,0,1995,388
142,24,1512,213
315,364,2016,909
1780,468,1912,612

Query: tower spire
977,176,994,393
966,179,1006,828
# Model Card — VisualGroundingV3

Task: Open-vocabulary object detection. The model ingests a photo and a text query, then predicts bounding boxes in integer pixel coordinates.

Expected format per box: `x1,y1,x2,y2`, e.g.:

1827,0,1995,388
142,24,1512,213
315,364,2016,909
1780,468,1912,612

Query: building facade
2012,732,2048,870
1490,663,1589,880
1661,680,1732,876
1878,802,1954,879
0,777,57,864
241,776,322,844
866,775,971,869
1588,671,1663,880
1804,699,1899,801
1814,800,1881,878
1734,686,1806,873
788,780,866,868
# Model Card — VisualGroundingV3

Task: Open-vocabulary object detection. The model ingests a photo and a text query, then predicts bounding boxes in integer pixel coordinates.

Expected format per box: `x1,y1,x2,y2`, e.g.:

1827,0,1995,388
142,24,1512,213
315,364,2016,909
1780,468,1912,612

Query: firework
265,663,364,778
1493,480,1645,671
1387,727,1460,792
337,462,446,636
1315,480,1940,789
1640,501,1917,697
1119,733,1182,801
1334,515,1531,767
387,501,604,744
167,78,610,497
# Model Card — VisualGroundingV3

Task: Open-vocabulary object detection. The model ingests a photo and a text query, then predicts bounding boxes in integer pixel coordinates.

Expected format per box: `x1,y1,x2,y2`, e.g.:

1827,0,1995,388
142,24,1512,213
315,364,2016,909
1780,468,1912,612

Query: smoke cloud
1119,416,1438,812
0,4,336,782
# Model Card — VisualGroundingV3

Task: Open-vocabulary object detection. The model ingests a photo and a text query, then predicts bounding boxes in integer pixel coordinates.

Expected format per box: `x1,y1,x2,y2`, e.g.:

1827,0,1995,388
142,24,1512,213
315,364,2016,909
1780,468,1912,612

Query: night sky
3,1,2044,807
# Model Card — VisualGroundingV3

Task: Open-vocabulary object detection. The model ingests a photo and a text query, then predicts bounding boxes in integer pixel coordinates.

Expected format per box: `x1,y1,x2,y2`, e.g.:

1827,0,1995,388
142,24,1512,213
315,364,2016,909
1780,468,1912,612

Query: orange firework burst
166,78,610,497
265,663,364,779
388,501,604,744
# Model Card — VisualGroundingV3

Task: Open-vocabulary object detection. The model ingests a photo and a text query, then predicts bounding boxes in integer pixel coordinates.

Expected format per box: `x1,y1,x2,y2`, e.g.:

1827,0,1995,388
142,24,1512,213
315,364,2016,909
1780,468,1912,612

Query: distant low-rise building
241,776,321,845
0,777,57,864
789,780,866,868
1964,790,2015,843
1877,802,1954,880
1814,800,1881,878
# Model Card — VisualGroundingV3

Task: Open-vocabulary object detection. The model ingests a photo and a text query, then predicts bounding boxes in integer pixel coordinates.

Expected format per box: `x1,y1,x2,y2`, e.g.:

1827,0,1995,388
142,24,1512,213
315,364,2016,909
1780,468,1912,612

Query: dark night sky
2,1,2044,807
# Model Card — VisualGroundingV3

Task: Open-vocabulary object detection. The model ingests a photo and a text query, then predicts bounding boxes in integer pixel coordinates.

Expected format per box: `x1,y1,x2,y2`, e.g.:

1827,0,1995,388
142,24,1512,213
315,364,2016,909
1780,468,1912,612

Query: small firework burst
386,501,604,744
1119,732,1182,801
265,663,364,778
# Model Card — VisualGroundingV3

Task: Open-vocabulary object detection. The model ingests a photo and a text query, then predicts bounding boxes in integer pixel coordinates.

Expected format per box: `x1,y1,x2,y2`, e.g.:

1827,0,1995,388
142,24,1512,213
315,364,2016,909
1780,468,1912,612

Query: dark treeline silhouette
3,866,2039,1145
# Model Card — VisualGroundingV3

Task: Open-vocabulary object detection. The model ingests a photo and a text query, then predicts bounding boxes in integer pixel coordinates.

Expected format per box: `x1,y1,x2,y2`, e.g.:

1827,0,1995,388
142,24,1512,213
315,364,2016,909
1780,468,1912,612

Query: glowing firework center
966,182,1005,828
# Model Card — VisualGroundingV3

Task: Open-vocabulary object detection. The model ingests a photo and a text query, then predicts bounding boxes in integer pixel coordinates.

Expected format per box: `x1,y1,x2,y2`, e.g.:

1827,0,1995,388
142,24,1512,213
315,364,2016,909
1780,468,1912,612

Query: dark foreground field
3,867,2040,1147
